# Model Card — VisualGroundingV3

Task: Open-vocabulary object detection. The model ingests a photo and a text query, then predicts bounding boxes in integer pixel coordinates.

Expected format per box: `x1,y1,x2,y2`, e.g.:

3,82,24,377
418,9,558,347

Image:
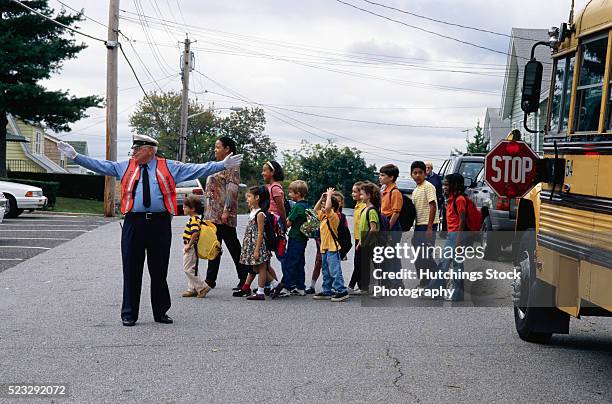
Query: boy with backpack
275,180,310,297
410,161,440,288
312,188,349,302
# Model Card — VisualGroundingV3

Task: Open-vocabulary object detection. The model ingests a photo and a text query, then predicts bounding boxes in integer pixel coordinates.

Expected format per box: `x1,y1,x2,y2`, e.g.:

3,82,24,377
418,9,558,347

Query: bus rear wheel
512,229,568,344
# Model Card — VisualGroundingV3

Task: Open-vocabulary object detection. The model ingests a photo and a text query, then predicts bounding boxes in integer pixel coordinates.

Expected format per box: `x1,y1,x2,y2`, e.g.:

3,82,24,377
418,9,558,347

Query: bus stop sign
485,140,539,198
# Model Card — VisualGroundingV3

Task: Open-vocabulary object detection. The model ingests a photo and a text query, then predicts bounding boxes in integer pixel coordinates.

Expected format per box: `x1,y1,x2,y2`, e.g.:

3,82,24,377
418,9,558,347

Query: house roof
7,129,29,143
500,28,553,120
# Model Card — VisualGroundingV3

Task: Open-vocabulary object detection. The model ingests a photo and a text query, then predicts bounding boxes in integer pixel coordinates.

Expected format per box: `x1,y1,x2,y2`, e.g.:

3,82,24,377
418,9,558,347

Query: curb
34,210,109,217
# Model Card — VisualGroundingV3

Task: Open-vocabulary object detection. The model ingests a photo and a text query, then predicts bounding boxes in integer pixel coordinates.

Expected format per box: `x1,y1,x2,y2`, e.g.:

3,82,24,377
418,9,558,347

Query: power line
55,0,107,28
360,0,539,41
334,0,536,61
10,0,106,43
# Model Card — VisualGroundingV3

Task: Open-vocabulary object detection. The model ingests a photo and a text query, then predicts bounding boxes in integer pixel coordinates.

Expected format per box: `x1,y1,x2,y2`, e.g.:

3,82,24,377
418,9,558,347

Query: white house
483,107,511,149
500,28,554,153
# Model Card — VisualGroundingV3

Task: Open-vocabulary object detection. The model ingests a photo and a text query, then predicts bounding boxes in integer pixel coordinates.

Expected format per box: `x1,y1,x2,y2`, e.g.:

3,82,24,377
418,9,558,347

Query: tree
466,121,489,154
289,142,377,208
0,1,102,176
129,92,276,184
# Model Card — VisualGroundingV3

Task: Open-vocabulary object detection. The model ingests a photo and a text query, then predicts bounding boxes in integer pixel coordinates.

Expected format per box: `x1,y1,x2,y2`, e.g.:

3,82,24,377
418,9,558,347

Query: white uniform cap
132,134,159,148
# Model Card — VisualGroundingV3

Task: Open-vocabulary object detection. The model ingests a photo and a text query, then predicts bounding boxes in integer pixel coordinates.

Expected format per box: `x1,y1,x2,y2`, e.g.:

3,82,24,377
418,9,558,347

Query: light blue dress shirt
74,154,225,213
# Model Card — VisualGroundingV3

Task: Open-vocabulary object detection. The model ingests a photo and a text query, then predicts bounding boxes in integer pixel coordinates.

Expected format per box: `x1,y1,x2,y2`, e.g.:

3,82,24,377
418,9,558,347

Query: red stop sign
484,140,539,198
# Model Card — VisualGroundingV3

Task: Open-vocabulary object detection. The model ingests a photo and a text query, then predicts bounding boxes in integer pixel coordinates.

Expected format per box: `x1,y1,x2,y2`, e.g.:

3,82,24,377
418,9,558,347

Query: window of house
574,36,608,132
550,55,575,133
34,131,43,154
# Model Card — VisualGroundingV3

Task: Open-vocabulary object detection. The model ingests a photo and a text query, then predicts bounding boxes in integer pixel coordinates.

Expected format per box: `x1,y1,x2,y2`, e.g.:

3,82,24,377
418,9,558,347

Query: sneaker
232,282,244,291
349,288,363,296
196,285,212,298
181,290,197,297
331,291,349,302
246,293,265,301
270,283,285,299
312,292,332,300
290,288,306,296
305,287,316,295
233,288,251,297
273,288,291,299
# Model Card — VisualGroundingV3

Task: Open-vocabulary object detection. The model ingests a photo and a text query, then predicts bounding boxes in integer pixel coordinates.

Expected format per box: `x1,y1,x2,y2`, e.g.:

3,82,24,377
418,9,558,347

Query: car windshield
458,162,484,182
176,180,199,188
396,178,416,189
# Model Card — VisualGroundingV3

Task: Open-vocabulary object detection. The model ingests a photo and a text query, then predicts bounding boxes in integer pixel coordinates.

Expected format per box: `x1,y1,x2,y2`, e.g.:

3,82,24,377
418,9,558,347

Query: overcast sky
43,0,584,175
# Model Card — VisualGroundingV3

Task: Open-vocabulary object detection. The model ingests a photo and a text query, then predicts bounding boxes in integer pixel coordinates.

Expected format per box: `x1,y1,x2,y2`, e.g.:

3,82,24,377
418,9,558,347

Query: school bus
513,0,612,343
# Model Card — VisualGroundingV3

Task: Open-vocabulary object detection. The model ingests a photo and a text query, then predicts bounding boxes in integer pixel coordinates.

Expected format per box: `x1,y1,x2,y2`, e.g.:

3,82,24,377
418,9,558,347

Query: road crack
385,346,421,403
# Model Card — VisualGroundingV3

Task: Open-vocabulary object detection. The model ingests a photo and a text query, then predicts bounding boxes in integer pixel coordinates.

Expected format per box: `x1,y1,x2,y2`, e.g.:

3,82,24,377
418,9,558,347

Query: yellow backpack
196,220,221,260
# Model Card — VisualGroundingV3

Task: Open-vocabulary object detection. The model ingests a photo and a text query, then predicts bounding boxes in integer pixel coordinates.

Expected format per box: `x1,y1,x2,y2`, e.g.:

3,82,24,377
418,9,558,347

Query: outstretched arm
58,141,122,178
171,153,243,183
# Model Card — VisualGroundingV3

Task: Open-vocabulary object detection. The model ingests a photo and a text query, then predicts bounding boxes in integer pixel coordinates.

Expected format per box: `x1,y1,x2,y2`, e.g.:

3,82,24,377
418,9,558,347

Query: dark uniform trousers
121,212,172,321
205,223,249,288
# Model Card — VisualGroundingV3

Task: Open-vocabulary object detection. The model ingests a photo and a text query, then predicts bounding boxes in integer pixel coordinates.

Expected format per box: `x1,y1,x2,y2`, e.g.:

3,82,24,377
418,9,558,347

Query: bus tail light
192,188,204,195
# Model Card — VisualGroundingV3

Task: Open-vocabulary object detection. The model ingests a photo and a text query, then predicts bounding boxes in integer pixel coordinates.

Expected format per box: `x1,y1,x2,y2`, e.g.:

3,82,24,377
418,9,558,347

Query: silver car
0,192,6,223
175,179,205,215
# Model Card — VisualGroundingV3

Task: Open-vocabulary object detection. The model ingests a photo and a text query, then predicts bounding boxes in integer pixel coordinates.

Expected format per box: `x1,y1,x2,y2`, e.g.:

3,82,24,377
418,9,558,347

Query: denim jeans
383,219,404,288
281,238,307,290
426,231,464,300
413,224,438,284
321,251,347,295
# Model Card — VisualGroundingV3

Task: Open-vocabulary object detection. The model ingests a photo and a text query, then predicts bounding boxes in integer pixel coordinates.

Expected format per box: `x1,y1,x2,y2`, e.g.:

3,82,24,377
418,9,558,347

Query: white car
0,192,6,223
176,179,205,214
0,180,48,218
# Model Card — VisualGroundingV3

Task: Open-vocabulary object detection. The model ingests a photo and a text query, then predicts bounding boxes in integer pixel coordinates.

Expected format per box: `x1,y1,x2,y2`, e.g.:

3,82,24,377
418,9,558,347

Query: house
483,107,511,149
500,28,554,153
65,141,90,174
5,113,68,173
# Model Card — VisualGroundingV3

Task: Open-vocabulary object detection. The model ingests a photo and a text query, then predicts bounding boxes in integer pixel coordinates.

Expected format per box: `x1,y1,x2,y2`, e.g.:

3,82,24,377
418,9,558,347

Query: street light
187,107,242,120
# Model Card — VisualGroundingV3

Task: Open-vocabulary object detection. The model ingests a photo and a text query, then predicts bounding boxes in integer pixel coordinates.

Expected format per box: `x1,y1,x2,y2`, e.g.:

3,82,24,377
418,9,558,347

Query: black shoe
270,282,285,299
232,282,243,291
154,315,173,324
253,287,272,296
305,287,316,295
122,319,136,327
206,280,217,289
233,288,251,297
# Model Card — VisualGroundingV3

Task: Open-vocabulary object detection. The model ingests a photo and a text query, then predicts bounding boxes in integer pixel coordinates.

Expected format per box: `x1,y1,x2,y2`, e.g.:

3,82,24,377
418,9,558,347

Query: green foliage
0,0,103,176
285,142,377,208
7,171,105,201
466,121,489,154
129,92,276,185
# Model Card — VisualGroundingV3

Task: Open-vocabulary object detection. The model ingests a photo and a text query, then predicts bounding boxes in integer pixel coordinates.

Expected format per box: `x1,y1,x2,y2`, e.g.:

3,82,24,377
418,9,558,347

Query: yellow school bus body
516,0,612,318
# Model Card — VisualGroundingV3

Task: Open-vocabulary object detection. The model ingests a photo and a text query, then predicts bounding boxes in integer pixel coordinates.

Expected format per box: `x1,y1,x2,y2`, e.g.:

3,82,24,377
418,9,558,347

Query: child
356,182,382,294
181,195,211,298
279,180,310,296
411,161,440,288
379,164,404,288
312,188,349,302
238,186,279,301
348,181,366,294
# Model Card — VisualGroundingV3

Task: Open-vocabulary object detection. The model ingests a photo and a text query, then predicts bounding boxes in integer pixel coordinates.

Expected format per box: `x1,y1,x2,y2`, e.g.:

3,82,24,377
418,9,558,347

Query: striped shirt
183,215,202,242
412,181,439,226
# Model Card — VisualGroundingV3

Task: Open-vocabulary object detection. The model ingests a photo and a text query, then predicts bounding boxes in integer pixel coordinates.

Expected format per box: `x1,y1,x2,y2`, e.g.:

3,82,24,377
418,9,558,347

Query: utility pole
178,36,193,162
104,0,120,217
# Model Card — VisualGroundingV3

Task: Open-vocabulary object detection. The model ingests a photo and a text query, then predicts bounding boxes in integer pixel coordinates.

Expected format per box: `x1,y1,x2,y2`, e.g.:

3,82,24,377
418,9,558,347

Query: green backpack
300,209,321,239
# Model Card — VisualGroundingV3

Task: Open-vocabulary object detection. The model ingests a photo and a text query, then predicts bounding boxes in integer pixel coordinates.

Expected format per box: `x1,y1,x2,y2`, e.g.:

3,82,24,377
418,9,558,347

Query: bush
2,178,60,207
7,171,105,201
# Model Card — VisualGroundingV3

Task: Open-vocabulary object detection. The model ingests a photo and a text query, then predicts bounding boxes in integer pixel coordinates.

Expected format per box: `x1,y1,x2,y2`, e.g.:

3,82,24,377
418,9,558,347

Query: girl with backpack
425,173,474,301
238,186,280,301
355,182,384,295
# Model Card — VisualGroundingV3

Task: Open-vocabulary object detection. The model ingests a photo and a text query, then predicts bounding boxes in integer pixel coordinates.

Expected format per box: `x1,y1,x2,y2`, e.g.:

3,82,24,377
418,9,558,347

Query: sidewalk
1,216,610,403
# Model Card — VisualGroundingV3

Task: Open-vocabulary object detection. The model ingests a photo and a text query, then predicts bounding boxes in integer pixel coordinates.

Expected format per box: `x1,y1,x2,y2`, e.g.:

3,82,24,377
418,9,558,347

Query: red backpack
453,195,482,232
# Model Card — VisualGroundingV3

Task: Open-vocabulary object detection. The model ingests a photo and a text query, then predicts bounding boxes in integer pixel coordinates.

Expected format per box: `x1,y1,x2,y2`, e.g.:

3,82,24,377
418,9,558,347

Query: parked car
396,178,417,195
0,192,6,223
0,180,48,218
437,154,485,233
175,179,205,215
465,169,516,259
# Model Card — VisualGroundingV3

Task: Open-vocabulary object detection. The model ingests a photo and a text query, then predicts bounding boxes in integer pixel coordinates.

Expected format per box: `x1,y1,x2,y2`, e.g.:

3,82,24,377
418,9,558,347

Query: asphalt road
0,213,115,273
0,214,610,403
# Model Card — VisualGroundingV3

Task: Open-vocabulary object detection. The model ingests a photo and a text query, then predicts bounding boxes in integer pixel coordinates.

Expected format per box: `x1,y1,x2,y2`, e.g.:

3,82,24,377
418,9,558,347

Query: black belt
125,211,169,220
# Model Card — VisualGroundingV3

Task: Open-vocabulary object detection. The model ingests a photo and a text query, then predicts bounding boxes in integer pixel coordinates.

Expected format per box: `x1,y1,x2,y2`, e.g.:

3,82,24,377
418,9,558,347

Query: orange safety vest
120,157,177,215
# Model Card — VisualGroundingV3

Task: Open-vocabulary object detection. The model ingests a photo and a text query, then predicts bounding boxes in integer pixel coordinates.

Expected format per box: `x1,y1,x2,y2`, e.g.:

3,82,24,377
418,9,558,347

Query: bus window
551,55,576,133
574,36,607,132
